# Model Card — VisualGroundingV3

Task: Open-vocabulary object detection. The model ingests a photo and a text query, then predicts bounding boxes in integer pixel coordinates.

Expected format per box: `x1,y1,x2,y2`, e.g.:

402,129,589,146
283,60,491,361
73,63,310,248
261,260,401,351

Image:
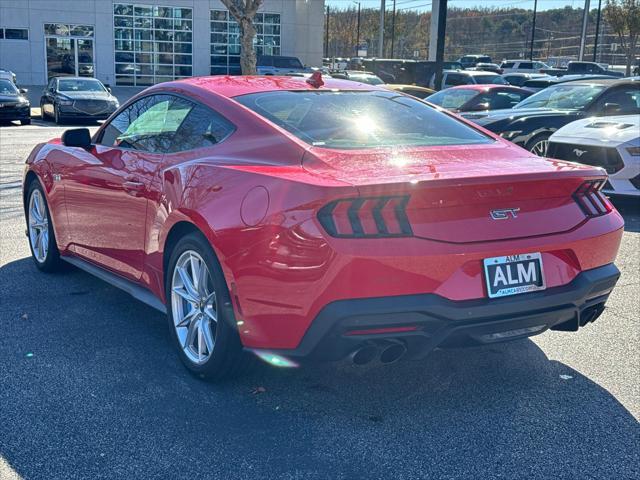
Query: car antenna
306,71,324,88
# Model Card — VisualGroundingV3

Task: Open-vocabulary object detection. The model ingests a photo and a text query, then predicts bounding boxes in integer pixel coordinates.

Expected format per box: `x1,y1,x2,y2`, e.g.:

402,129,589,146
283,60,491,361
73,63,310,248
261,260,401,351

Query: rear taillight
318,195,412,238
573,180,613,218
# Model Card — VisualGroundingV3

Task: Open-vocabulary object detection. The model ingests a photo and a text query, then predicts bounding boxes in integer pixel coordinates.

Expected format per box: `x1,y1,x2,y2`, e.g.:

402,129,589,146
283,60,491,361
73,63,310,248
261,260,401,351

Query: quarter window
99,94,234,153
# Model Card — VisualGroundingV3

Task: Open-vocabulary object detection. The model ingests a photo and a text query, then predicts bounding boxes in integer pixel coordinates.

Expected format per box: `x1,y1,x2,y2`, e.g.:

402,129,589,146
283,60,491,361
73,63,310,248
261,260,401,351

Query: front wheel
165,232,249,381
527,134,550,157
26,181,63,272
54,105,63,125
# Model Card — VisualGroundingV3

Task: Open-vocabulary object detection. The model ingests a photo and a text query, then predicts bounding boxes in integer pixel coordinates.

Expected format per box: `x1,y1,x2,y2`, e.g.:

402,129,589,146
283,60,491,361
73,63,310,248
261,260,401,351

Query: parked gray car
40,76,119,124
256,55,310,75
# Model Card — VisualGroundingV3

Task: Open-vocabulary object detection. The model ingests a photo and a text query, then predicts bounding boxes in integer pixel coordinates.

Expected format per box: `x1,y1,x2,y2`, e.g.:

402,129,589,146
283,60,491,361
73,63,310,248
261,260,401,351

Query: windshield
474,74,507,85
515,83,605,109
58,78,106,92
0,79,19,95
427,88,479,109
236,90,492,149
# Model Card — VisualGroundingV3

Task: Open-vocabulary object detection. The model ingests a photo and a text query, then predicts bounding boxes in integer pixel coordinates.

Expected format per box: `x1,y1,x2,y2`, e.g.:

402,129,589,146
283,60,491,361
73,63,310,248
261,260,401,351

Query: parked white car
438,70,508,89
548,115,640,197
500,60,550,73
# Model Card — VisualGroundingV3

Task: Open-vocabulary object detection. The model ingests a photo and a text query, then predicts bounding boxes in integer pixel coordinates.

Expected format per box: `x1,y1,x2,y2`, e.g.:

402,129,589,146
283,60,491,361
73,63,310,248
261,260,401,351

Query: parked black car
462,78,640,156
0,78,30,125
521,74,615,93
40,76,119,124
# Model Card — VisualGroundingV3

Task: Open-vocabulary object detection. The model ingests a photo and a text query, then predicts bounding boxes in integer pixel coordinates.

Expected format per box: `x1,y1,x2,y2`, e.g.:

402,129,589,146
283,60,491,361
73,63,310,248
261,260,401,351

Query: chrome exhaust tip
379,341,407,364
350,345,378,366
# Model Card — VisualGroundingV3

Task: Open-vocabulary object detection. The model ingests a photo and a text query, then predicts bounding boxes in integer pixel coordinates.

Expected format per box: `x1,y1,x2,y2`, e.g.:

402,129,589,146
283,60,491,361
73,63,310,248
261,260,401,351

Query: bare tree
604,0,640,75
220,0,264,75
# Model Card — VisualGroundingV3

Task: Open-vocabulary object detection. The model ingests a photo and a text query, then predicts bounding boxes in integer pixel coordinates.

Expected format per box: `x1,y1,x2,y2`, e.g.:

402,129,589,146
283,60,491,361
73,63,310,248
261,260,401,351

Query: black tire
165,232,250,381
54,105,63,125
21,118,31,125
26,180,63,272
525,133,551,157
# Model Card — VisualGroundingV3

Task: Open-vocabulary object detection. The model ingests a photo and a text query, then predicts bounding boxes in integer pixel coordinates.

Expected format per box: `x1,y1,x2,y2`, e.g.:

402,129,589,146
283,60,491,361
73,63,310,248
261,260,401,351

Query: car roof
558,77,637,86
53,76,102,81
445,69,499,76
173,75,381,97
443,84,523,92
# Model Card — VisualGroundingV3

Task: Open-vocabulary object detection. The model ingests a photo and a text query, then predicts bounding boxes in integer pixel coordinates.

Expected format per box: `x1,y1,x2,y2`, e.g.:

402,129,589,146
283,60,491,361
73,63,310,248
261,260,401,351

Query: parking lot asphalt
1,120,639,480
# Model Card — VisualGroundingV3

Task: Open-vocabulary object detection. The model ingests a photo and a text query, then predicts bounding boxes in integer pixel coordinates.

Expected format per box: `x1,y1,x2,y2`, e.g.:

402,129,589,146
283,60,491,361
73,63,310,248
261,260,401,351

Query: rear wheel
26,181,63,272
166,232,249,381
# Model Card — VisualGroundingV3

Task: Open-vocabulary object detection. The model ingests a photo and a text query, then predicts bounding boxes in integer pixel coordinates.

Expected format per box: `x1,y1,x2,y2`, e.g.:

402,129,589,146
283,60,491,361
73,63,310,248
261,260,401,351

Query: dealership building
0,0,324,86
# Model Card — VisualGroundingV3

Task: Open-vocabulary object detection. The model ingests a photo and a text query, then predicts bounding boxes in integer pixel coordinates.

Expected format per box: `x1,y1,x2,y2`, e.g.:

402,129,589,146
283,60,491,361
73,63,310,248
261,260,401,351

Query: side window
98,94,193,153
447,74,464,86
167,104,235,153
597,87,640,114
519,62,533,70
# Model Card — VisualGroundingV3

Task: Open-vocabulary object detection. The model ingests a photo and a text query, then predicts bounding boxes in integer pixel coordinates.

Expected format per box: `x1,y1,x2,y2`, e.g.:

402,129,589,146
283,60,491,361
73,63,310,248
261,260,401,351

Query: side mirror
19,88,28,93
603,102,621,115
104,84,112,93
62,128,92,150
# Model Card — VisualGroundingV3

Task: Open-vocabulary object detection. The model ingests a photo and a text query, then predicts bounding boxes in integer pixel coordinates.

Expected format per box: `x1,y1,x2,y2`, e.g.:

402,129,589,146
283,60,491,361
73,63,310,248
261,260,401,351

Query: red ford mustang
23,75,623,380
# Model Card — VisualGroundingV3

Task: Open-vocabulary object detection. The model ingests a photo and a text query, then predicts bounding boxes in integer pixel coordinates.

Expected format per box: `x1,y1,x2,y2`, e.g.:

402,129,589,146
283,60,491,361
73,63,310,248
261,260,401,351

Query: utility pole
353,1,361,56
431,0,448,89
530,0,537,60
324,6,330,58
391,0,397,58
578,0,590,61
593,0,602,62
378,0,386,57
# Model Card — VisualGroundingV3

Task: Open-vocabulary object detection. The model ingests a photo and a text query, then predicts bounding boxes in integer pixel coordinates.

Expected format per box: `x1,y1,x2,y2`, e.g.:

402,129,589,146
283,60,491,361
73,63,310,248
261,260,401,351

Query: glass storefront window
114,3,193,85
210,10,281,75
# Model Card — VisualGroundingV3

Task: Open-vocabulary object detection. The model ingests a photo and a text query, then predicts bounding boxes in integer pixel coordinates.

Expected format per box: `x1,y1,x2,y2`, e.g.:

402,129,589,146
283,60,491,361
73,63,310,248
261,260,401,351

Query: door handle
123,180,145,196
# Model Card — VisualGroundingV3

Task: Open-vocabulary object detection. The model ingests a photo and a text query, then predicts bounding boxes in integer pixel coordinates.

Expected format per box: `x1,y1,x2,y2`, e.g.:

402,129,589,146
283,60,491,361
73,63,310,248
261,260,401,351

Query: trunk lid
304,142,605,243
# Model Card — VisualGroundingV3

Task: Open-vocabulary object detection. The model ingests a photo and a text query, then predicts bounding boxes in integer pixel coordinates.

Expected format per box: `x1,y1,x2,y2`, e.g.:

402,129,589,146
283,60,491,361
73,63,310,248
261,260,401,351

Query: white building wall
0,0,324,85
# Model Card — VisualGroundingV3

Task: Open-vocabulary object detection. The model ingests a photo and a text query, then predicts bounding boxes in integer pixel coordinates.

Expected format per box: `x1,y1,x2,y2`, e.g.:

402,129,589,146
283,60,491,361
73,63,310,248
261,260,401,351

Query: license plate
483,252,545,299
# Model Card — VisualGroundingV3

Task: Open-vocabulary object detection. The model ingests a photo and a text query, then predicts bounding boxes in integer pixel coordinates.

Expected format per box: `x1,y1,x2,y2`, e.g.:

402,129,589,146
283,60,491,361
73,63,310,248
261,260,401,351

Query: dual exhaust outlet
350,340,407,366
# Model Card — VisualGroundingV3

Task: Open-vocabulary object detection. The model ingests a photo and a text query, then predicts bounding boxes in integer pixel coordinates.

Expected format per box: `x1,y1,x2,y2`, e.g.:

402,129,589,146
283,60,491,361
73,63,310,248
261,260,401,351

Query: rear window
235,90,492,149
273,57,303,69
501,62,515,68
427,88,478,109
473,74,507,85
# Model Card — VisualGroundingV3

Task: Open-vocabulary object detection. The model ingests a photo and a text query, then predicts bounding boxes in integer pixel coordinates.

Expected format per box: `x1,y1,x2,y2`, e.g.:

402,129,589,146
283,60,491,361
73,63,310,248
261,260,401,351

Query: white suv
500,60,550,73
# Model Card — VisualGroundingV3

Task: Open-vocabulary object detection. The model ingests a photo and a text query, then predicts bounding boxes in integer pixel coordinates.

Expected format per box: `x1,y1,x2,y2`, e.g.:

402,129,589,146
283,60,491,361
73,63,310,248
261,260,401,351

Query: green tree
604,0,640,75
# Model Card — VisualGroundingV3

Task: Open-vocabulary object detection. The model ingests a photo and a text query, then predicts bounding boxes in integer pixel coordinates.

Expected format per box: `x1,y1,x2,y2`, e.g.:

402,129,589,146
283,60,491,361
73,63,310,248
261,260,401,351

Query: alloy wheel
28,189,49,263
531,139,549,157
170,250,218,365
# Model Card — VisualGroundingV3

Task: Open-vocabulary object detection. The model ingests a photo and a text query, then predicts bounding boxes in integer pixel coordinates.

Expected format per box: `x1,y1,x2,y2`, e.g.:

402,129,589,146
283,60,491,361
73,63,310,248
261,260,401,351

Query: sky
325,0,593,12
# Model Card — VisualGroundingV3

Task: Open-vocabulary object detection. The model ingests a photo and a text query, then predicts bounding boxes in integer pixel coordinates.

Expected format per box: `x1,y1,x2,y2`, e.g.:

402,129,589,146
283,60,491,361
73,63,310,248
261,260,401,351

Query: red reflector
344,326,419,336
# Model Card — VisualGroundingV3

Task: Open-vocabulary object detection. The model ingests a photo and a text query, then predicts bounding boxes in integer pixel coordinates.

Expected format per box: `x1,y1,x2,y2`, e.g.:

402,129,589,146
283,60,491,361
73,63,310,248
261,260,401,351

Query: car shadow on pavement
1,256,638,479
611,196,640,233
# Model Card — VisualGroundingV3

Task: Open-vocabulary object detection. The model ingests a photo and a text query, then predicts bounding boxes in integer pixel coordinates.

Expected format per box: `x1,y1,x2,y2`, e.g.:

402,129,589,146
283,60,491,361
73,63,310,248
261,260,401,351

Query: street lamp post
530,0,537,60
354,1,361,57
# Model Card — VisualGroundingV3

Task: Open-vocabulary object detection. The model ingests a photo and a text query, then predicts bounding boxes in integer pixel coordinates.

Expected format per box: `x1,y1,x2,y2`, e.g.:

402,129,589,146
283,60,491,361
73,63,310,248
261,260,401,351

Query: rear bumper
258,263,620,362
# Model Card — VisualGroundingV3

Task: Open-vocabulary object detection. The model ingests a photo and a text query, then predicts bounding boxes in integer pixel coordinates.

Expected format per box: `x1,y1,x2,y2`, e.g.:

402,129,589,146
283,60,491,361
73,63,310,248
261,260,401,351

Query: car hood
551,115,640,146
462,107,577,125
57,91,112,100
0,94,25,103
